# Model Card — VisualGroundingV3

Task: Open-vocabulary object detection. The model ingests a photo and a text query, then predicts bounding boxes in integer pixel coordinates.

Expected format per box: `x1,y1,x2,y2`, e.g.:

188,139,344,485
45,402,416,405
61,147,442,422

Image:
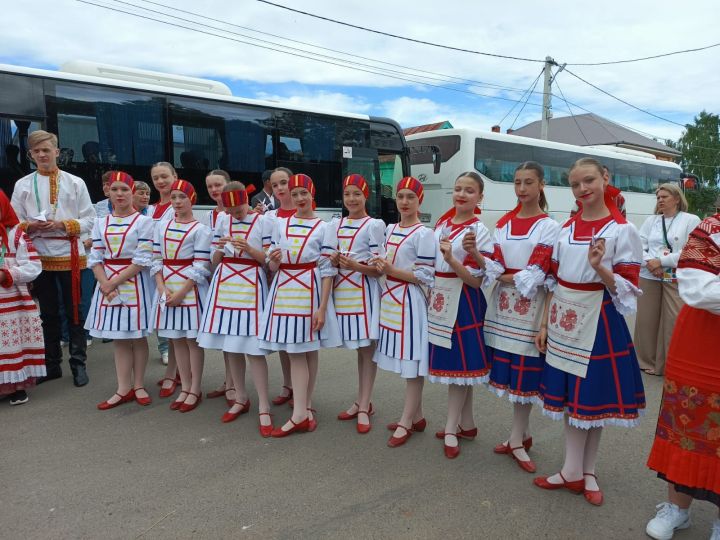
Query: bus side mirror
431,146,441,174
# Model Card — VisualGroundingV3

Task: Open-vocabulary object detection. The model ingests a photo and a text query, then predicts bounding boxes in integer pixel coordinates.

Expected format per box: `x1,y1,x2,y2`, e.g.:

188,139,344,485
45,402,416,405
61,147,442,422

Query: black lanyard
661,216,673,253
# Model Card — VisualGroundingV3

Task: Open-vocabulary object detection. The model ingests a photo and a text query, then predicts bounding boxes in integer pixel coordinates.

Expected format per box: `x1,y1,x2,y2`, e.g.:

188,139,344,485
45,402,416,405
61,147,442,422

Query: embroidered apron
334,217,371,319
161,221,200,309
427,272,463,349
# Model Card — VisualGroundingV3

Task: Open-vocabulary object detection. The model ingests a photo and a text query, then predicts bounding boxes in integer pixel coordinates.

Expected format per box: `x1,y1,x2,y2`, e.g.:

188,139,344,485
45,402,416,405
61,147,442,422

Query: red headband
289,174,315,198
343,174,369,199
396,176,424,204
171,179,197,205
221,189,248,207
110,171,136,194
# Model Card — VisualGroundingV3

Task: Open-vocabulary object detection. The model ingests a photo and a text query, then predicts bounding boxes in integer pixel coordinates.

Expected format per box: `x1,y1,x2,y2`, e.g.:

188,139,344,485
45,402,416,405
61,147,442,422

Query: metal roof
403,120,453,136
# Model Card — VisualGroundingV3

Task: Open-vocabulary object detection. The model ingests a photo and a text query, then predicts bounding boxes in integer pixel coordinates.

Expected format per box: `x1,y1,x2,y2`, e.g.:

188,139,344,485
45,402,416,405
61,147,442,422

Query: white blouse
639,211,701,281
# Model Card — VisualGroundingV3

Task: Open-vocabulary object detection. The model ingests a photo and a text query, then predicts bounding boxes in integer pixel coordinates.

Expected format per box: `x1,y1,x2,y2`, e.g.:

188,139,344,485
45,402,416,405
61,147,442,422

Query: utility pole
540,56,555,141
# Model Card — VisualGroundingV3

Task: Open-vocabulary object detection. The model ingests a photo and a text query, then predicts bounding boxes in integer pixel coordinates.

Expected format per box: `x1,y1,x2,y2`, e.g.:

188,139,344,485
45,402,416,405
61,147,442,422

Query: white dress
198,212,268,355
151,219,212,339
258,215,342,353
331,216,386,349
85,213,155,339
373,223,435,378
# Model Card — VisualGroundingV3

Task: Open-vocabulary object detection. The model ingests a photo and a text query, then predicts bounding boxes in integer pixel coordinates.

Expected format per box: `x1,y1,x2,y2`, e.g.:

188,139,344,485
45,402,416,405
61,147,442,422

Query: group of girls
87,157,647,507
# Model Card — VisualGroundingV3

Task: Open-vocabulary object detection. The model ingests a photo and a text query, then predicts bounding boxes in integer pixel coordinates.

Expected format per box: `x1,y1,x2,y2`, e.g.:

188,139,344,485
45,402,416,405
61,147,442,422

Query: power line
78,0,545,108
553,77,589,144
564,68,686,127
567,41,720,66
510,72,544,130
497,68,544,126
255,0,546,63
135,0,533,95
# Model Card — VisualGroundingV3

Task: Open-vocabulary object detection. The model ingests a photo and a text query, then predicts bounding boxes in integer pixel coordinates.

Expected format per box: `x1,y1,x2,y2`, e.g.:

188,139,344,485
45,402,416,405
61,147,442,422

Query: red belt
386,275,412,285
105,258,133,265
224,257,259,266
47,236,82,324
435,271,458,278
558,278,605,292
163,258,194,265
280,262,316,270
503,268,521,276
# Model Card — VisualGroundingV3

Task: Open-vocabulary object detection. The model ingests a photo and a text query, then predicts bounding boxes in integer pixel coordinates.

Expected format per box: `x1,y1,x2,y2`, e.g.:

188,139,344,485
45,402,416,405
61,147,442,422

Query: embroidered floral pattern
559,309,578,331
514,296,531,315
656,378,720,459
432,292,445,312
498,290,510,311
550,303,558,325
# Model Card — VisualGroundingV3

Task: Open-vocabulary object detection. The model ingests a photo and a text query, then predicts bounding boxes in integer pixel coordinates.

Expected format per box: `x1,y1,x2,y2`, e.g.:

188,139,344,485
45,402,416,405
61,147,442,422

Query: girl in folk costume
259,174,342,437
645,214,720,540
198,183,274,436
85,172,155,409
332,174,386,434
484,162,560,473
152,180,212,413
428,171,493,459
261,167,297,407
0,192,45,406
372,177,435,448
534,158,645,506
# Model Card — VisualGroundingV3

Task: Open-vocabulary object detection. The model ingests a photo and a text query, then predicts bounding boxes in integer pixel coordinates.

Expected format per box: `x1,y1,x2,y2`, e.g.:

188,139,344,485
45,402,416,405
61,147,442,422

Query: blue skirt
539,291,646,428
488,348,545,403
428,285,490,385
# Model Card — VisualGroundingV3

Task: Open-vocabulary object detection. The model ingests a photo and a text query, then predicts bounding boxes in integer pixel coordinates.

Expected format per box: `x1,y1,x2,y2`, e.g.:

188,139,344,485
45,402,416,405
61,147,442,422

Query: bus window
475,138,530,183
408,135,460,164
614,160,647,193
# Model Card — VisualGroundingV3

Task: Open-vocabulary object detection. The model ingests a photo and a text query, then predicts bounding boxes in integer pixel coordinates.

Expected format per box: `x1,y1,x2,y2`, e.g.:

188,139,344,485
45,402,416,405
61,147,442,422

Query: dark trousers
33,270,87,374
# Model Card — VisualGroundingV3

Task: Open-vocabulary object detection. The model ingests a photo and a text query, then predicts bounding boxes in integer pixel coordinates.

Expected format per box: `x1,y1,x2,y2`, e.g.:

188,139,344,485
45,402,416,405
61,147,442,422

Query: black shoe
72,366,89,387
9,390,29,405
37,370,62,385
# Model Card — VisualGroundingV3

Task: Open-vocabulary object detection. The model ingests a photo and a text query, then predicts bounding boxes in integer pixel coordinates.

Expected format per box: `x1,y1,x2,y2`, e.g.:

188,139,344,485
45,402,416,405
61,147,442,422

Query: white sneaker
646,502,690,540
86,339,93,348
161,352,169,365
710,518,720,540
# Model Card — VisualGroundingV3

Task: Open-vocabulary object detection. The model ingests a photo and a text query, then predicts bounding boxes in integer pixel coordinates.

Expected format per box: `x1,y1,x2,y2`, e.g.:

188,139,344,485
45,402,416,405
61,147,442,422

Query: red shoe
493,436,533,454
307,408,318,432
388,424,412,448
583,473,604,506
134,387,152,406
224,387,236,408
356,410,372,434
179,392,202,413
221,399,251,423
387,418,426,433
206,385,226,399
339,402,374,420
270,416,309,438
258,412,274,438
170,391,188,410
510,446,536,473
533,472,584,494
435,425,478,440
444,434,460,459
272,385,293,406
158,378,178,398
97,389,135,410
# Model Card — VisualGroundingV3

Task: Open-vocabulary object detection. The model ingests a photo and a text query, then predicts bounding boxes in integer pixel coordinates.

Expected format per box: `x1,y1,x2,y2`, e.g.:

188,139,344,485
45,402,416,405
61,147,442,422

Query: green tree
686,186,720,218
677,111,720,185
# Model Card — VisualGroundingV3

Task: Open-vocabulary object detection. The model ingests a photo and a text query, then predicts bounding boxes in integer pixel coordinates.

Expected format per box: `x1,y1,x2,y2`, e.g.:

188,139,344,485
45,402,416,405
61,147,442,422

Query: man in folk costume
11,130,96,386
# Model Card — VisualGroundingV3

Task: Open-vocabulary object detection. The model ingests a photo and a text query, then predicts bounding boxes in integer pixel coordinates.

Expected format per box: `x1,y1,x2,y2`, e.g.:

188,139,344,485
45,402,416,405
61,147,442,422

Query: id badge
661,249,676,282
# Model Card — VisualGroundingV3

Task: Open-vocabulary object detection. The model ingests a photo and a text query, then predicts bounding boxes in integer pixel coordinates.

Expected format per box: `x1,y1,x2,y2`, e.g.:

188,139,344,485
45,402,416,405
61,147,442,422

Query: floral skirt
647,306,720,504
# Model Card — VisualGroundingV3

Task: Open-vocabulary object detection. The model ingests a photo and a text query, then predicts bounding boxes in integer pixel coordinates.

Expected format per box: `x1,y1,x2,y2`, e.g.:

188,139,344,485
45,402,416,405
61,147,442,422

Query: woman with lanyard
0,191,44,406
372,177,435,448
332,174,386,434
261,167,297,408
635,184,700,376
483,162,560,472
534,157,645,507
427,171,493,459
198,183,273,435
259,174,341,437
85,172,155,409
645,212,720,540
152,180,212,413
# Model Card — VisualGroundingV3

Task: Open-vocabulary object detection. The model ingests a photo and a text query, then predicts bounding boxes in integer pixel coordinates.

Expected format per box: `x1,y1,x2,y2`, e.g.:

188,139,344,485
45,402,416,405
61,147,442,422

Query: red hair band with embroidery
288,174,315,198
110,171,136,194
343,174,369,199
221,189,248,207
170,179,197,205
396,176,424,204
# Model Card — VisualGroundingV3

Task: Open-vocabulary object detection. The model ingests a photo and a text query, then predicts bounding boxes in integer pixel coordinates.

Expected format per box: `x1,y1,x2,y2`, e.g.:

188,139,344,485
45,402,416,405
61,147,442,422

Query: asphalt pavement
2,338,715,540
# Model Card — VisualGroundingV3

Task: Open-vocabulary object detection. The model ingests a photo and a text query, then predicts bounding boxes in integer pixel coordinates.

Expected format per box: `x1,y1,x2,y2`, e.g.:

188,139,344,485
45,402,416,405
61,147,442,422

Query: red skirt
647,305,720,503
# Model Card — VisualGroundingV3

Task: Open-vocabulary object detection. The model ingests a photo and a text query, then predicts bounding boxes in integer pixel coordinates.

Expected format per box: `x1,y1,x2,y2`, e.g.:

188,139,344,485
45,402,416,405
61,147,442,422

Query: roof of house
512,113,681,157
403,120,453,136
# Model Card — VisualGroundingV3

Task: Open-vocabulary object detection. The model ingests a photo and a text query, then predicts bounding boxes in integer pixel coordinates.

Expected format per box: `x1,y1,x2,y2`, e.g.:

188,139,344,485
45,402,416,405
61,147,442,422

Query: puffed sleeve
658,213,702,269
514,218,560,299
545,232,562,292
610,223,643,314
187,224,212,283
318,221,338,278
368,219,386,259
482,226,505,284
132,216,154,269
676,222,720,314
87,217,105,268
4,227,41,286
413,226,435,287
150,219,164,275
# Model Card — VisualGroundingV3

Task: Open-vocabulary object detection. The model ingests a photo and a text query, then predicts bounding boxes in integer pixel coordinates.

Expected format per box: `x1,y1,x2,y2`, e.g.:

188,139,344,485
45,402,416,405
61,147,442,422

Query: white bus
0,61,409,221
407,128,683,228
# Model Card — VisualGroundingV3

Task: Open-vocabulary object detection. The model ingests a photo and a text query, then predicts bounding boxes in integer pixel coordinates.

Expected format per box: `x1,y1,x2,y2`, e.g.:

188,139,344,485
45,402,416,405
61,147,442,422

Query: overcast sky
3,0,718,142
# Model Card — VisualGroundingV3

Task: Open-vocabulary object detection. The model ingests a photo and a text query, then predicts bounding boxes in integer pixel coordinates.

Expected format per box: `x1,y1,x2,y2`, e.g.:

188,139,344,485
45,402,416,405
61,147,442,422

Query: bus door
342,146,382,219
